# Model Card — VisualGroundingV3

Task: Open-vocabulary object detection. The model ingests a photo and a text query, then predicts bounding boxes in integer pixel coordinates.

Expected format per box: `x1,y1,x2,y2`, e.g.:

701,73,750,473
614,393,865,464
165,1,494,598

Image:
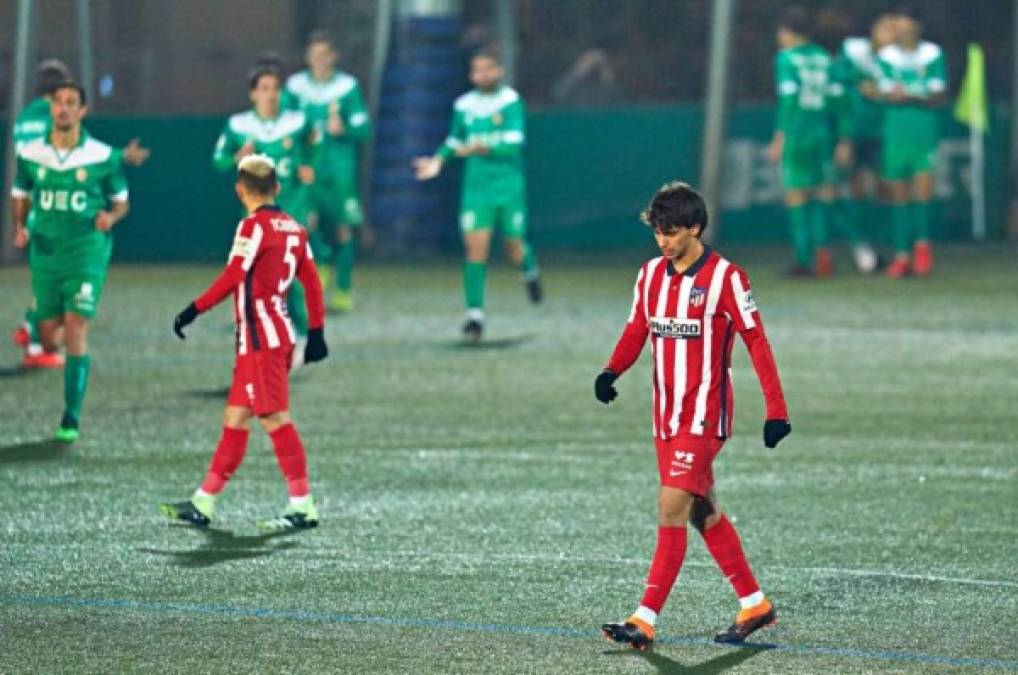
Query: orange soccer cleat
886,257,910,279
814,248,834,278
913,241,933,277
714,597,777,644
602,616,656,650
23,351,65,369
11,326,30,348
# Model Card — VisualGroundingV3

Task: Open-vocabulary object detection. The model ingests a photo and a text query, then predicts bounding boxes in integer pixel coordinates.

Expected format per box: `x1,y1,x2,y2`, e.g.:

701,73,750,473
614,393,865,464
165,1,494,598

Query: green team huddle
772,5,946,279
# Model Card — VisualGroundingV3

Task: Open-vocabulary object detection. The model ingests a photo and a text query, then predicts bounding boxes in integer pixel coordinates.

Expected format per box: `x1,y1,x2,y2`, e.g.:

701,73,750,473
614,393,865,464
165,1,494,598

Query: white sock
466,308,485,322
289,494,312,507
739,591,765,610
632,605,658,627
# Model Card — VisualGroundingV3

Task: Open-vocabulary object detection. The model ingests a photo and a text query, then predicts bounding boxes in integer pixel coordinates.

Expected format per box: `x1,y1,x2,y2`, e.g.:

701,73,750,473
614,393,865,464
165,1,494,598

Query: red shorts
655,434,725,497
226,347,293,416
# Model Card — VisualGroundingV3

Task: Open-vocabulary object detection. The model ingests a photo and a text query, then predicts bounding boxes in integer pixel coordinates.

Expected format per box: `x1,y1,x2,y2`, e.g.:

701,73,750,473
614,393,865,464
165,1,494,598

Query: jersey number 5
280,235,300,293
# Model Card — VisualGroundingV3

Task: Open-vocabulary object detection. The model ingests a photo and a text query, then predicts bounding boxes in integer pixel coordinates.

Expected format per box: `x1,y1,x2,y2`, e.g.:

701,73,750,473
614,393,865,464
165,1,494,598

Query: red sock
700,514,760,599
268,423,309,497
639,526,688,613
200,426,250,495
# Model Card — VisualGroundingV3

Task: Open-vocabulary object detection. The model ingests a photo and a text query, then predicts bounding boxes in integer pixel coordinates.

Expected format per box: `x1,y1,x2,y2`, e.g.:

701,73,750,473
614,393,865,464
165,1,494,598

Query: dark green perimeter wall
15,105,1007,262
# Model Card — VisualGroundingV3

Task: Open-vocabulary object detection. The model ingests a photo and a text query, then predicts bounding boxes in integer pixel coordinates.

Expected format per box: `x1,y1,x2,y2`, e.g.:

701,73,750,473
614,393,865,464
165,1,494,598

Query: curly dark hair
640,181,708,236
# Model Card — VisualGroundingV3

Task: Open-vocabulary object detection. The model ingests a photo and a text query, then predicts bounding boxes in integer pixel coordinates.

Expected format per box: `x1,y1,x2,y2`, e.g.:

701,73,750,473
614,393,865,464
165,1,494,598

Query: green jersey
437,85,525,205
836,38,884,141
12,97,51,151
876,41,947,149
13,131,128,274
774,42,841,144
285,70,371,182
212,109,316,218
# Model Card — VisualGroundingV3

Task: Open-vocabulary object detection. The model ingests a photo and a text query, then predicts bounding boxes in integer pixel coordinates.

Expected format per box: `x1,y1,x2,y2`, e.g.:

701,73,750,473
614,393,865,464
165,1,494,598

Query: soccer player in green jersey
11,60,150,369
213,65,317,357
829,13,896,274
11,82,130,442
768,8,850,278
414,51,542,342
872,7,946,278
286,30,372,313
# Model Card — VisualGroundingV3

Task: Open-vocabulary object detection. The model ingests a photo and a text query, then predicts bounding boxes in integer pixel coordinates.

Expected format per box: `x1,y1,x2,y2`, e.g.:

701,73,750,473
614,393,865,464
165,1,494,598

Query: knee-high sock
200,426,250,495
287,280,308,337
700,514,762,604
638,526,688,614
809,200,831,249
25,307,40,345
335,236,357,293
463,262,487,311
832,197,865,245
269,423,310,498
786,204,812,267
891,203,911,255
519,241,539,280
912,200,930,242
63,354,92,421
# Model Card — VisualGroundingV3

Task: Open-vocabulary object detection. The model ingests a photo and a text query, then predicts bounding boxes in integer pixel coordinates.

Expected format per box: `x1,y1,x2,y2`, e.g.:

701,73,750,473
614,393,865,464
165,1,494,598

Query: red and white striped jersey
607,247,788,441
194,205,324,355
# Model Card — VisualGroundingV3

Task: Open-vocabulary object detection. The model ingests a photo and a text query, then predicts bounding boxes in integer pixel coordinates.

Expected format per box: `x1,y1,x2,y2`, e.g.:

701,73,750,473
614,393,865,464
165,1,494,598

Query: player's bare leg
783,189,814,277
691,491,777,643
462,229,492,341
911,172,934,276
504,237,542,304
603,486,694,650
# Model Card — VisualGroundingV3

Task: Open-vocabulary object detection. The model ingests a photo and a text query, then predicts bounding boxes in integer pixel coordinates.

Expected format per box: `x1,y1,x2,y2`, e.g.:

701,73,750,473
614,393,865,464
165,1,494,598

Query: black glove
594,369,618,404
304,328,328,364
763,419,791,448
173,302,200,340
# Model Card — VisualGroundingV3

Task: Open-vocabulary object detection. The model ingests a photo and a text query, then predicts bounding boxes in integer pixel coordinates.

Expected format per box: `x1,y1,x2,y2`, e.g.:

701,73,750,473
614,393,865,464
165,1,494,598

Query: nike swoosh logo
669,470,687,477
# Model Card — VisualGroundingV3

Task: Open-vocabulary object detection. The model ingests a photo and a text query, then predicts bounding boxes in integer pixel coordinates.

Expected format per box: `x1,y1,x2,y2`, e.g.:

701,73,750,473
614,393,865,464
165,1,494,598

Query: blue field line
2,593,1016,670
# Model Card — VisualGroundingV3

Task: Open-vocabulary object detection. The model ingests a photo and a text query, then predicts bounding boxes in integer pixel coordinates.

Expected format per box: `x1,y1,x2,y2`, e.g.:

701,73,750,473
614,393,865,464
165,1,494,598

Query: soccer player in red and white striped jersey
599,182,792,649
161,154,328,531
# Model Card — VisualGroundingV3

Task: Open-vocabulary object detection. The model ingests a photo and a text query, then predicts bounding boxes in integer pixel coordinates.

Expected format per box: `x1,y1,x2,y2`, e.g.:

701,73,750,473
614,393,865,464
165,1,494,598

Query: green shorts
460,201,527,239
31,267,106,320
311,179,364,227
881,143,936,181
782,141,836,189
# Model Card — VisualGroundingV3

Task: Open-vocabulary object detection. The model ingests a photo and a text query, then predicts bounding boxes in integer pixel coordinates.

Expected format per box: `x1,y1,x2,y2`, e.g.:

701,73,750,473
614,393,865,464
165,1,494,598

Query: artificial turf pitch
0,245,1015,673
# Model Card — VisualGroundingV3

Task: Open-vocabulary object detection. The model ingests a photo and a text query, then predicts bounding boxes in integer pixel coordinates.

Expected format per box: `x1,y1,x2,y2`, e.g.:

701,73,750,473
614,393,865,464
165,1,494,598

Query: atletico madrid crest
689,286,707,308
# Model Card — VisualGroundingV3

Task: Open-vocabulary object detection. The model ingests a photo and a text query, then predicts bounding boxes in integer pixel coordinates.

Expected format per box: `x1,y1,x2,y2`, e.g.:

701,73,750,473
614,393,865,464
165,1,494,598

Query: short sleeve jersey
876,41,947,148
12,132,127,272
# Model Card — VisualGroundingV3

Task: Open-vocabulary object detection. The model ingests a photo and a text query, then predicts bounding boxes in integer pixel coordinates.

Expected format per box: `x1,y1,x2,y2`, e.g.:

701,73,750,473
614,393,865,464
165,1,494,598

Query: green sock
335,236,356,293
308,228,332,263
787,203,812,266
463,261,487,311
519,241,539,280
287,280,309,337
809,200,831,249
891,203,911,255
912,200,930,242
64,354,92,422
25,307,40,344
832,198,864,246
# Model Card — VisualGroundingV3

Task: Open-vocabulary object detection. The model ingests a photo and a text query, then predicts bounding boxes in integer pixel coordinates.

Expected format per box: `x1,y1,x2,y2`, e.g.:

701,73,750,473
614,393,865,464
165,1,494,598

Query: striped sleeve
721,266,788,421
606,264,650,375
194,218,260,312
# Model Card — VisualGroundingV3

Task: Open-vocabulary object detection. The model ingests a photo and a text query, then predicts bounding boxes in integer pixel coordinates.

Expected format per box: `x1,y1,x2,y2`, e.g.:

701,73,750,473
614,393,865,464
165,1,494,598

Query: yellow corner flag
954,43,989,134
